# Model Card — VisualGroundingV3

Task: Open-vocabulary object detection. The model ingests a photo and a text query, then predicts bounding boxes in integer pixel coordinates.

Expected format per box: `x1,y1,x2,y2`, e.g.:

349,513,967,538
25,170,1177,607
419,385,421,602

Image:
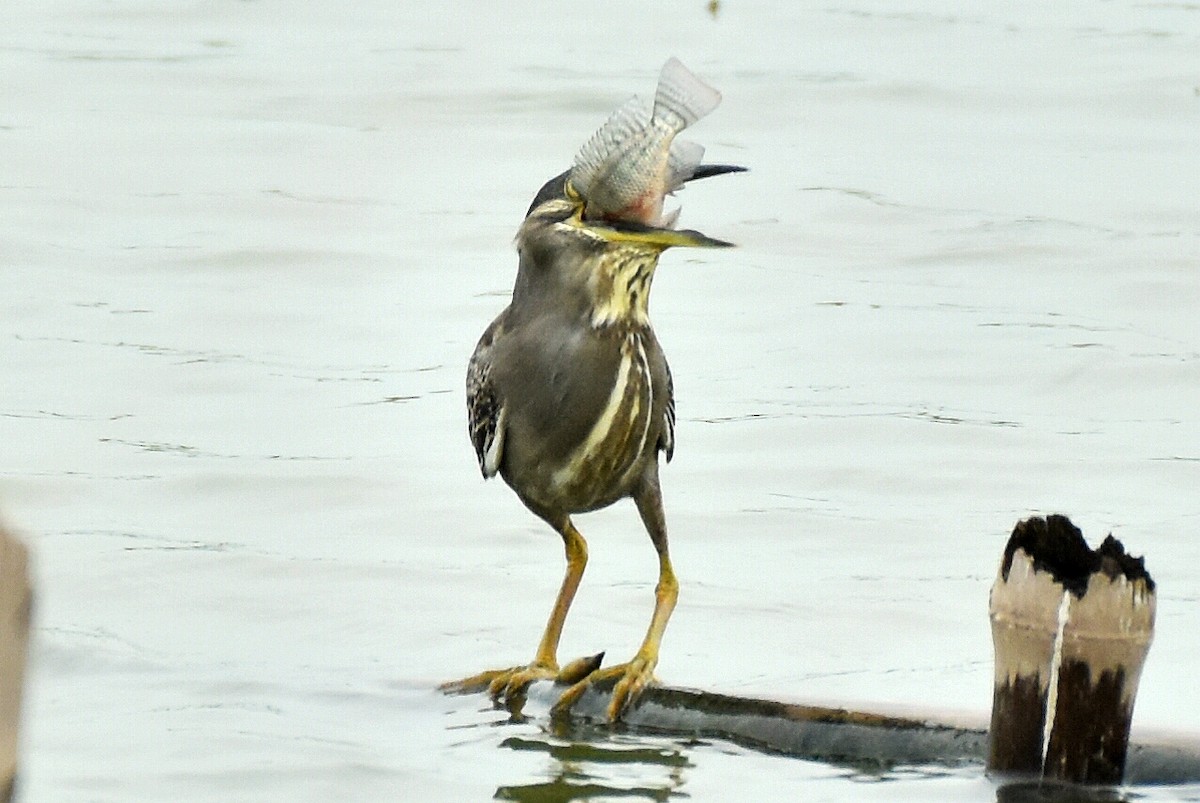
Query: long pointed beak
686,164,748,183
582,218,734,249
525,164,747,219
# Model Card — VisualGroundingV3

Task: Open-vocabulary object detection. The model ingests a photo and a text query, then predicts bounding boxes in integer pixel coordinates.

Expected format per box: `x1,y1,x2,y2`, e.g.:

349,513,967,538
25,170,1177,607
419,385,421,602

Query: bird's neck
587,245,660,329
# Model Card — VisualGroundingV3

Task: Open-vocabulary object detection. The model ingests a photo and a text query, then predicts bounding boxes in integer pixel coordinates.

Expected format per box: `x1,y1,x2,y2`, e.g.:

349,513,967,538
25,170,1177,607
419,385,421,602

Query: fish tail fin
572,95,650,197
666,139,706,192
653,57,722,132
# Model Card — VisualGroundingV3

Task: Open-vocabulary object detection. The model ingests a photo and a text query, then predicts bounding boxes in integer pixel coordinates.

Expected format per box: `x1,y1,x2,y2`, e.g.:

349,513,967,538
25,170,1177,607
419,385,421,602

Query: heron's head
513,166,743,328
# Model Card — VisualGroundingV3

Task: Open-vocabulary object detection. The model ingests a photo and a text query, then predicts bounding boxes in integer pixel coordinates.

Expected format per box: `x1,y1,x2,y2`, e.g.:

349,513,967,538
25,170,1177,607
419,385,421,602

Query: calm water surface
2,1,1198,800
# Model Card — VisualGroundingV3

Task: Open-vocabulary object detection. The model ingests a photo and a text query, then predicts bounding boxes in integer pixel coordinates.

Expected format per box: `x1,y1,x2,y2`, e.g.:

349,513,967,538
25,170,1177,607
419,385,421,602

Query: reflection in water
494,720,690,802
479,704,1190,802
487,712,994,801
994,779,1130,803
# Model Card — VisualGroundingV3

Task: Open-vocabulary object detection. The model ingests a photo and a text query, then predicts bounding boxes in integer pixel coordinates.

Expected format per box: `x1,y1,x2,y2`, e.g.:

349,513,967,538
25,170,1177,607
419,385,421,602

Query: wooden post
988,515,1155,784
1,522,32,803
987,534,1064,773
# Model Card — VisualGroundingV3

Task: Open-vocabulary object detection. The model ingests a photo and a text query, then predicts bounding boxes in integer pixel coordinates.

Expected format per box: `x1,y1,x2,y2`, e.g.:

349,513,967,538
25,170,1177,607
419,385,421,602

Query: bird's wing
659,361,676,463
467,318,507,478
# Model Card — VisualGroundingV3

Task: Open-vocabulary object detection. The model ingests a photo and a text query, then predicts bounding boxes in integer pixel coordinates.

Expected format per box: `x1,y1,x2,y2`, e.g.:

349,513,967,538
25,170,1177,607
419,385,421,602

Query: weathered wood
515,679,1200,784
524,678,987,769
987,515,1155,785
1,523,32,803
989,542,1063,772
1043,535,1155,784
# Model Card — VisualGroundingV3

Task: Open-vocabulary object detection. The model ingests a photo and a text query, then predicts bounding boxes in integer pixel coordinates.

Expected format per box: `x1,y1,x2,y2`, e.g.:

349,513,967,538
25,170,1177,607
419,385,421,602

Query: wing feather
659,361,676,462
467,319,506,478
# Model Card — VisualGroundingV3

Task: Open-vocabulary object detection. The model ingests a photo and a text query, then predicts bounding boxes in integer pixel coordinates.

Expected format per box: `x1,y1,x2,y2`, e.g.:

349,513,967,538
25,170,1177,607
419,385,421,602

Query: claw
439,668,511,696
551,653,658,722
442,653,606,713
498,665,552,699
440,662,554,705
606,655,655,721
550,673,589,716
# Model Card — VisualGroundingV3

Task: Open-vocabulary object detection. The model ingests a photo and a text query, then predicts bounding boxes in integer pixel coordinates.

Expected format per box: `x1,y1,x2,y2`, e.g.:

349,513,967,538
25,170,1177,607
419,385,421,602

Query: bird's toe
439,668,508,696
443,654,605,713
549,653,659,722
606,655,656,721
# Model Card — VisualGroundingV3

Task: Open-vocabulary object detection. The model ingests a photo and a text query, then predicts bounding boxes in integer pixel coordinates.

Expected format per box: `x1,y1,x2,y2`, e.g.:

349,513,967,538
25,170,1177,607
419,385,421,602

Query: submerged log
519,679,1200,784
988,515,1155,785
523,678,987,768
1,523,32,803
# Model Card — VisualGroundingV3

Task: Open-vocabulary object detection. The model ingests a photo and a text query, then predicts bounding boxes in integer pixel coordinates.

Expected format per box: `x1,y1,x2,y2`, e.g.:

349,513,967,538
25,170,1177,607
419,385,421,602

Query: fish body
570,58,722,227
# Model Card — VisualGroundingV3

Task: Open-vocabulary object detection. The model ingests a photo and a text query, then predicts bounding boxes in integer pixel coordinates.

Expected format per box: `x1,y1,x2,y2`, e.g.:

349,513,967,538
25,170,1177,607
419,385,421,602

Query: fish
569,57,723,228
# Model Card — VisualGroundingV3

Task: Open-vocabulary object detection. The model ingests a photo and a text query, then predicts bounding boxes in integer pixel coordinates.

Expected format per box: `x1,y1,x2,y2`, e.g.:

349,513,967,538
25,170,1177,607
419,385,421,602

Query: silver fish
570,58,722,227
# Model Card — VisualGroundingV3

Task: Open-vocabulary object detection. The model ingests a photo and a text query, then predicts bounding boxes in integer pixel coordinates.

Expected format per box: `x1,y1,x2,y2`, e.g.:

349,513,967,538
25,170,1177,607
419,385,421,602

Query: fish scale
570,58,723,227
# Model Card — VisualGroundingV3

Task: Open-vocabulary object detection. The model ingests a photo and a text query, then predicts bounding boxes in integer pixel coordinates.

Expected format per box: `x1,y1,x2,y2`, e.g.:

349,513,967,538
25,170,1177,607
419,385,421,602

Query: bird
442,163,743,722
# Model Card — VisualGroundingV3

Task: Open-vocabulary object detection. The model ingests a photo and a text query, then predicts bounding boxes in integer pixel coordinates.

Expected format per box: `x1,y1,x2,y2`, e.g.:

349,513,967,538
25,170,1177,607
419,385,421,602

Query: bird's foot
440,653,604,713
552,652,659,722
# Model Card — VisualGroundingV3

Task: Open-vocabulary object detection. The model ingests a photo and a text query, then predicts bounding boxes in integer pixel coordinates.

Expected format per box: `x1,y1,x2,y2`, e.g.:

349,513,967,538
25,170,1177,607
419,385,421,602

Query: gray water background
2,1,1198,800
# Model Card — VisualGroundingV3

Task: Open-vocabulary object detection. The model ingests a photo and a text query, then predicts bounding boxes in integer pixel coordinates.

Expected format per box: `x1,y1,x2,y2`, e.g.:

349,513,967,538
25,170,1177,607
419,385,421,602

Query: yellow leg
531,519,587,669
440,518,600,707
553,476,676,721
